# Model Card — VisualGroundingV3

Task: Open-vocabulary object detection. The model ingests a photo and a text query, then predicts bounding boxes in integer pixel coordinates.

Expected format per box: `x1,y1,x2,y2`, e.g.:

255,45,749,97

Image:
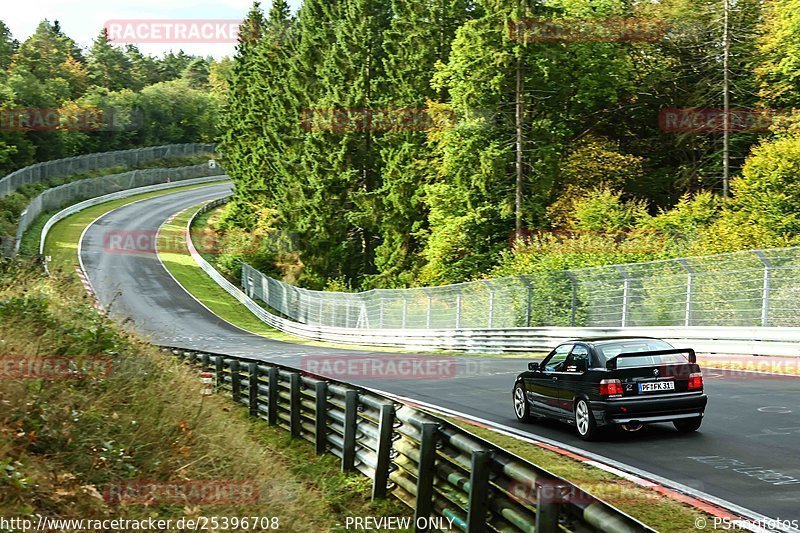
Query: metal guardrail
188,199,800,356
162,345,654,533
0,143,216,199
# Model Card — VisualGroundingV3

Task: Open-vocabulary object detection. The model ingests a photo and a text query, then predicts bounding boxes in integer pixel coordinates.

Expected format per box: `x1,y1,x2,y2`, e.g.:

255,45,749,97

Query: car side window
542,344,573,372
564,345,590,373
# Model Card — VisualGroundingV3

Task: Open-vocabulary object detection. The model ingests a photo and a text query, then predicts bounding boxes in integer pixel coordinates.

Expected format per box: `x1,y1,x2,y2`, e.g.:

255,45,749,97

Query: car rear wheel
674,417,702,433
575,399,598,441
513,384,533,422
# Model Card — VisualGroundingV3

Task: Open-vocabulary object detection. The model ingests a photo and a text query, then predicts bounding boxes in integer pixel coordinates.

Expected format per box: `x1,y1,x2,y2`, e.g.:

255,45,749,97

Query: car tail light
688,372,703,391
600,379,623,396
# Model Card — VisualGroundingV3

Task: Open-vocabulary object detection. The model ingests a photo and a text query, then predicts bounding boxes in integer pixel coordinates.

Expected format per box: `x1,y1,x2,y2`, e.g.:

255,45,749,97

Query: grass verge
444,416,715,533
158,203,431,351
0,263,410,531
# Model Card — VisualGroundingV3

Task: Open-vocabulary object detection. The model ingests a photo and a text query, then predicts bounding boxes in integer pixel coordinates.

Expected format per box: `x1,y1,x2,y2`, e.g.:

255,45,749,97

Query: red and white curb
74,264,106,314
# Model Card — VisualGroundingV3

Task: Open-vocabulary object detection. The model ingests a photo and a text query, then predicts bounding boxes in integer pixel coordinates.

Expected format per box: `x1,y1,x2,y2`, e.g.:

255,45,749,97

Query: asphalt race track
80,184,800,523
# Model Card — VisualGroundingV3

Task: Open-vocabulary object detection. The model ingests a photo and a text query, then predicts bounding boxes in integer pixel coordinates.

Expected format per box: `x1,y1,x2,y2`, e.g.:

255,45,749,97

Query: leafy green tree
182,57,211,89
218,2,267,231
87,29,132,91
0,21,18,71
138,80,219,145
368,0,478,288
125,45,161,89
757,0,800,108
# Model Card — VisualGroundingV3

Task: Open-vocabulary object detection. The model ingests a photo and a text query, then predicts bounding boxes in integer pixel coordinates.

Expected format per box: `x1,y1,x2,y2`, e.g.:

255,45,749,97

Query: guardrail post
201,353,210,372
755,251,772,327
372,404,395,500
342,390,359,471
214,356,224,391
534,482,560,533
248,362,259,417
230,360,240,403
314,381,328,455
466,450,491,532
267,367,279,426
290,372,302,438
414,422,438,532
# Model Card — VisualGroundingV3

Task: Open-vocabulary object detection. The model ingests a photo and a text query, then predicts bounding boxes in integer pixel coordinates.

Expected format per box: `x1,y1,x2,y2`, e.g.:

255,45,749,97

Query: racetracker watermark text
105,20,243,44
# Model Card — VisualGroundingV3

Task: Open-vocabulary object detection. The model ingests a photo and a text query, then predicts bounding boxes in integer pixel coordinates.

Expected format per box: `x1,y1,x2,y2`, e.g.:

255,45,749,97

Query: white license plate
639,381,675,393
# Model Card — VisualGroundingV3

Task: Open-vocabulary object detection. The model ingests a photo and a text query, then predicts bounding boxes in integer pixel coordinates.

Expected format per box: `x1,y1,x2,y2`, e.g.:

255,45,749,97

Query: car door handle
552,376,558,381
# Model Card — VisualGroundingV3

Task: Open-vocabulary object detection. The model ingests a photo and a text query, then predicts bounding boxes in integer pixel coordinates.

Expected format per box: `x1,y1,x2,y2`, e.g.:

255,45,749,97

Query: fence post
230,360,240,403
455,289,463,329
564,271,577,327
483,280,495,328
424,289,433,329
248,362,259,417
372,403,395,500
755,251,772,327
517,276,533,328
535,481,560,533
314,381,328,455
466,450,491,532
414,422,438,532
679,259,695,327
214,356,224,391
401,295,408,329
342,390,359,472
267,367,279,426
378,293,385,329
290,372,301,438
615,266,631,327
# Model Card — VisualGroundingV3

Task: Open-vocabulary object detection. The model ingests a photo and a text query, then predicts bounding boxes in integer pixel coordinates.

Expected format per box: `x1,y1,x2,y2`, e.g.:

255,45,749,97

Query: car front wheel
513,384,533,422
674,417,703,433
575,399,598,441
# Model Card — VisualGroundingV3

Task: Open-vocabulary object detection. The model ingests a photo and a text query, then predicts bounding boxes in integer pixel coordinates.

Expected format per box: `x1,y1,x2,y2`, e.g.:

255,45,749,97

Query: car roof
569,336,662,345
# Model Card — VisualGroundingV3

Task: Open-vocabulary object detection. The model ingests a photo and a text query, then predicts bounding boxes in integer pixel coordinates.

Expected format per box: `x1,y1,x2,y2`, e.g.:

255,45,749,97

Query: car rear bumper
591,392,708,426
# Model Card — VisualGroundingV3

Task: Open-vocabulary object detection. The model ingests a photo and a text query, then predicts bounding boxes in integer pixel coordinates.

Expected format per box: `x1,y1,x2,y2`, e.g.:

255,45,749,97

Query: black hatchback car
512,337,708,440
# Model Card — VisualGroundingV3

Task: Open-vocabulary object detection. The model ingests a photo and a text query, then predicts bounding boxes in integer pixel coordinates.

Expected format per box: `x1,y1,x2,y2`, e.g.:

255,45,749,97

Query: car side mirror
528,362,540,372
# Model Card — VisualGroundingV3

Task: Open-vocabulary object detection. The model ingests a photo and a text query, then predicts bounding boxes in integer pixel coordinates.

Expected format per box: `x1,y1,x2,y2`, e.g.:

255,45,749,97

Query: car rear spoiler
606,348,696,370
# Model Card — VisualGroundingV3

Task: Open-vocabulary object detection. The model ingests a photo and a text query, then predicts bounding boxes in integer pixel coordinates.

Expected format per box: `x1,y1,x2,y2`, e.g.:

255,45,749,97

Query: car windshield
597,340,685,368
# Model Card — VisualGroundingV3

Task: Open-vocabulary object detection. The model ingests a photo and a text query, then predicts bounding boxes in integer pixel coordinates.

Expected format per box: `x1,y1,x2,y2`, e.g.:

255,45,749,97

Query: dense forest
0,20,225,175
226,1,797,290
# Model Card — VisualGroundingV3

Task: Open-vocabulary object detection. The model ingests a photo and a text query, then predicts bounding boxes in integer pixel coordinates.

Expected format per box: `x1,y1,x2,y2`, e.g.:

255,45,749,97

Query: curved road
80,184,800,524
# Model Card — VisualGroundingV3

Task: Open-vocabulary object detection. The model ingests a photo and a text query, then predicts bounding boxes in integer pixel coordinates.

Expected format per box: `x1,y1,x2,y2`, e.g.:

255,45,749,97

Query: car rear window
598,340,686,368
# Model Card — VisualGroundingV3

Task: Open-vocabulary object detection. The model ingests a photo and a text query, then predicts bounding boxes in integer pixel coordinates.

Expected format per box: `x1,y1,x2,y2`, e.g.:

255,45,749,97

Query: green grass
446,416,715,533
0,265,411,532
158,203,437,350
157,204,278,337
